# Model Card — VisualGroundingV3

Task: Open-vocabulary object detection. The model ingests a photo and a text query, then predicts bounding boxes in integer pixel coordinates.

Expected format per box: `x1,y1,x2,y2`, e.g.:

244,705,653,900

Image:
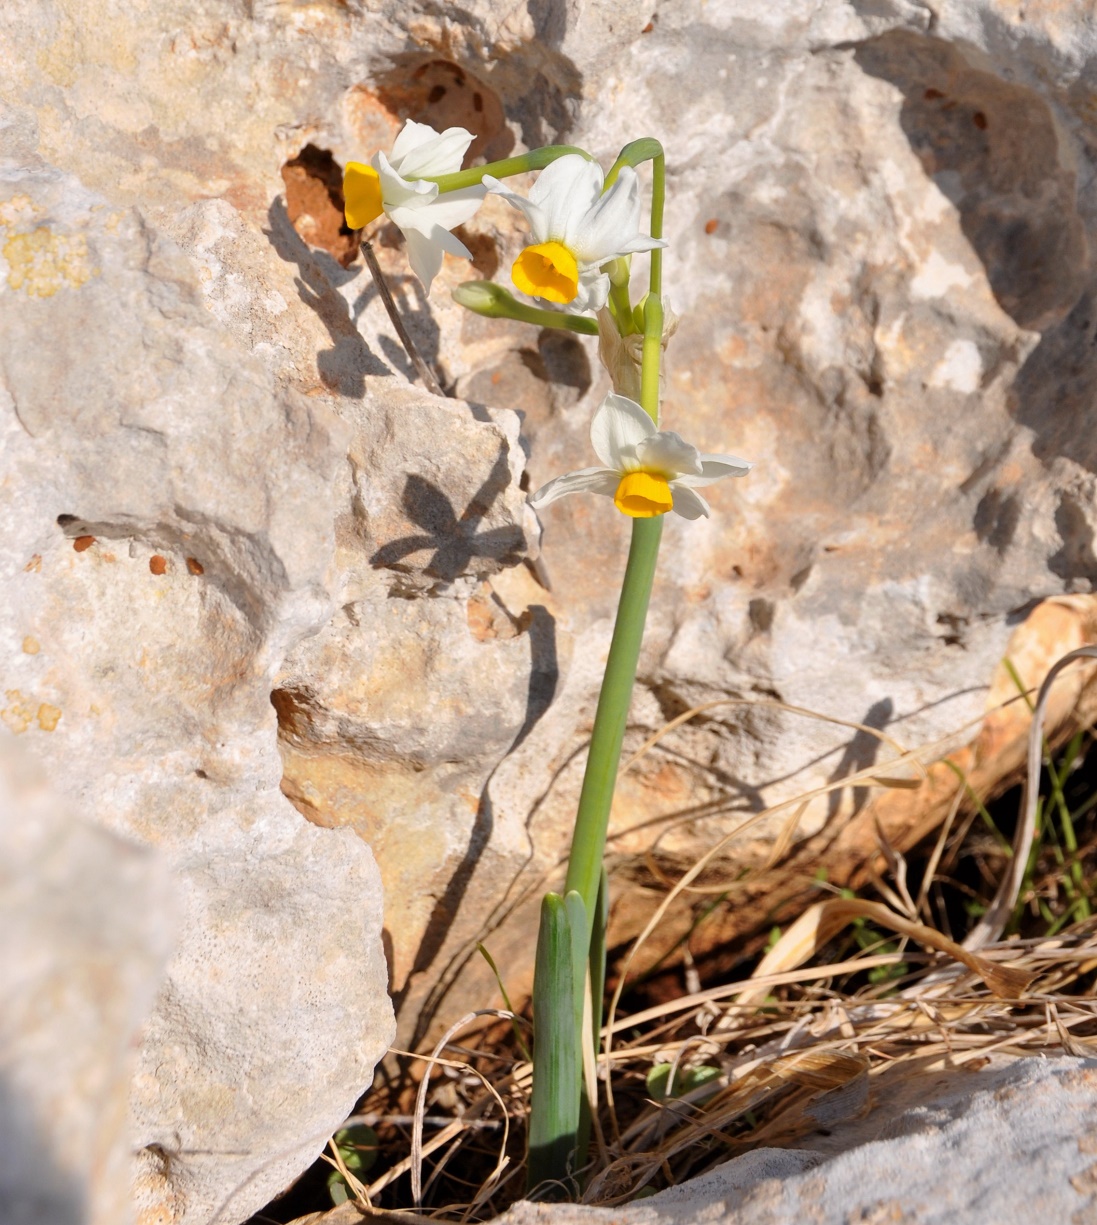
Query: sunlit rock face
3,2,1097,1217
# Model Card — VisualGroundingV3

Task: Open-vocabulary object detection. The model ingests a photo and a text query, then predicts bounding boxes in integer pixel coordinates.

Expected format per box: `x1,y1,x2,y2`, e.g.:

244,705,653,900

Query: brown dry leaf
740,898,1034,1005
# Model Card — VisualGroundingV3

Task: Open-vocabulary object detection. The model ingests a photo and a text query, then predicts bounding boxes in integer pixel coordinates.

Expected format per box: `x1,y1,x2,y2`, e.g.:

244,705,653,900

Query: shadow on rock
369,453,524,581
265,197,390,398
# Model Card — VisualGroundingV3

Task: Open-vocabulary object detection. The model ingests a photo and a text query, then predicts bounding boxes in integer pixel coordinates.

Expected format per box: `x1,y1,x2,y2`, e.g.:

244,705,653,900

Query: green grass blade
476,942,531,1063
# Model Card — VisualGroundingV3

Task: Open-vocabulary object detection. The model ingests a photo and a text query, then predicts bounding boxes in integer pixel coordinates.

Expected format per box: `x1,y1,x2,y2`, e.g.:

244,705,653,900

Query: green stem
422,145,594,193
561,133,667,971
605,140,664,295
453,282,598,333
640,295,664,421
563,516,663,948
606,258,638,335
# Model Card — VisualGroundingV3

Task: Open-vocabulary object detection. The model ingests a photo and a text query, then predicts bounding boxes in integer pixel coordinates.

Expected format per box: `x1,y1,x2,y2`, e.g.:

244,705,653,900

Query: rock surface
495,1056,1097,1225
0,127,395,1224
0,738,170,1225
5,5,1097,1221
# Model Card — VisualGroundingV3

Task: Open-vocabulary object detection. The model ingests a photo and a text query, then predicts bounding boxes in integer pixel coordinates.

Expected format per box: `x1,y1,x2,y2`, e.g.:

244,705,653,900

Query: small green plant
344,121,752,1196
325,1123,378,1206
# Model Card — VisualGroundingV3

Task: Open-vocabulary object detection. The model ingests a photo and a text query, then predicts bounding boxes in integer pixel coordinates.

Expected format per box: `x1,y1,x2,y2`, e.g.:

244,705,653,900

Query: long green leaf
527,894,580,1197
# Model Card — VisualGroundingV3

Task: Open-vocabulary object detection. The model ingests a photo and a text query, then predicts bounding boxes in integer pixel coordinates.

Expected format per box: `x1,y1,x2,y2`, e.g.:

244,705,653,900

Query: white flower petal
391,210,472,260
613,233,669,256
374,151,436,209
389,120,443,165
590,393,656,468
529,467,619,509
675,454,754,486
395,183,486,231
529,155,604,241
571,269,611,312
401,227,447,292
392,124,475,179
568,166,642,262
482,174,548,240
669,483,711,520
635,430,703,477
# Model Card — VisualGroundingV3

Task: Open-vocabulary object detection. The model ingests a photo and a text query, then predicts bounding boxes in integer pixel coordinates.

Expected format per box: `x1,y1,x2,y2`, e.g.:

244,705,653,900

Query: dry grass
285,646,1097,1223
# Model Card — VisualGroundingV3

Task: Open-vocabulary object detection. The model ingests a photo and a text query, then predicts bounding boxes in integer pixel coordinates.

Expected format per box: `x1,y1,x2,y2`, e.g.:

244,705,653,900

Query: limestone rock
489,1056,1097,1225
5,0,1097,1146
0,148,394,1223
0,738,170,1225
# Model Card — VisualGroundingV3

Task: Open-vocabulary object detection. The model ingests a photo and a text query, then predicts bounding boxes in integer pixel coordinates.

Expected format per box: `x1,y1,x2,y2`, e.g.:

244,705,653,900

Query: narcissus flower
529,394,752,520
484,155,666,312
343,121,486,292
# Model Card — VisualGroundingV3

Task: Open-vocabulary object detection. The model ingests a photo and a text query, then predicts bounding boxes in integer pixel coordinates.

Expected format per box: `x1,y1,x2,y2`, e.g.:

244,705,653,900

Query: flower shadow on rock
265,197,390,398
369,452,524,582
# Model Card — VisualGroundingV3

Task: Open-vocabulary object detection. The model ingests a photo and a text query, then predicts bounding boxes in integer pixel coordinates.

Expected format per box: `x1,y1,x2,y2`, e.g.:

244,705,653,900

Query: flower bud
451,280,516,316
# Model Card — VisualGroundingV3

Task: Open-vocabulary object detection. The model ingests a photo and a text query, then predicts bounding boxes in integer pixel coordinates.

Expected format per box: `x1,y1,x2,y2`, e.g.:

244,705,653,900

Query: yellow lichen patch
22,636,40,655
0,195,39,227
1,690,34,734
2,227,97,297
36,704,62,732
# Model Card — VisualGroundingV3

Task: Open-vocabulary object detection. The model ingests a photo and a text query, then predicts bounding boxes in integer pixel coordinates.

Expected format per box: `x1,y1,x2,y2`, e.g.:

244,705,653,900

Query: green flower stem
562,515,663,950
527,134,668,1195
603,138,665,190
561,127,667,1018
452,281,598,334
606,258,639,336
422,145,594,193
639,294,664,421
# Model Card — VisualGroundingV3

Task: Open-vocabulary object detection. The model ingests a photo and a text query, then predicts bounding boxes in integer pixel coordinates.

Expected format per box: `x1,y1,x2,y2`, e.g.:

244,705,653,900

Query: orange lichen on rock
36,703,61,732
149,555,168,575
1,690,33,734
186,557,204,575
22,636,39,654
73,535,95,552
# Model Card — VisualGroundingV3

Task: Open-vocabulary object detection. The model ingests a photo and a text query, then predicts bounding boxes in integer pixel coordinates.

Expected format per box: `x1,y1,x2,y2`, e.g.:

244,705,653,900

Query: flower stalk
526,140,675,1196
341,122,751,1200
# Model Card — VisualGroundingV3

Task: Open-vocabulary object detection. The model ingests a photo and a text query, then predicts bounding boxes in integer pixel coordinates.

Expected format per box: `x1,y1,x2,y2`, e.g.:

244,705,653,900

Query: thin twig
361,240,446,397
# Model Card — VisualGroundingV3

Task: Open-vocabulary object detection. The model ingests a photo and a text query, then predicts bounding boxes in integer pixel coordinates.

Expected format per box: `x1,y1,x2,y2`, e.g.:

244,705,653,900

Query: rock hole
936,613,966,647
748,598,775,634
790,563,813,592
270,687,316,743
280,144,359,268
56,513,77,527
1049,493,1097,587
973,487,1021,554
374,60,512,163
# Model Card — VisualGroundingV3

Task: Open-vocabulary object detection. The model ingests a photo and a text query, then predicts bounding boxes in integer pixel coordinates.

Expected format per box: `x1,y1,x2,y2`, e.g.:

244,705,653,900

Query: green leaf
646,1062,722,1102
527,893,581,1198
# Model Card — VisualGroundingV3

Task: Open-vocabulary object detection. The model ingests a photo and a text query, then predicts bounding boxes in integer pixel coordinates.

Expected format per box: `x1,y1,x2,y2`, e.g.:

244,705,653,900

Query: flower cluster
341,120,752,522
